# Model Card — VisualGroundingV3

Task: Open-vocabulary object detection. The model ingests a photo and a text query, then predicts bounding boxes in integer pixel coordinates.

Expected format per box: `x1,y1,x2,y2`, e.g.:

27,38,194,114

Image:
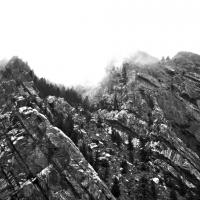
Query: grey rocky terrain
1,52,200,199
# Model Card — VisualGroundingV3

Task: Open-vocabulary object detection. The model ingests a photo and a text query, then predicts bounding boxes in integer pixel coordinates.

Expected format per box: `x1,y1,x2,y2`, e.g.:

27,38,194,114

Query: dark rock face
0,104,114,199
1,53,200,199
0,107,115,200
0,59,116,199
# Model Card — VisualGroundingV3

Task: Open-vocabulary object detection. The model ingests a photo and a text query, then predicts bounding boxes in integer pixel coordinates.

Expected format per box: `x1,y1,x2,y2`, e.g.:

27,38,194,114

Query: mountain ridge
1,52,200,199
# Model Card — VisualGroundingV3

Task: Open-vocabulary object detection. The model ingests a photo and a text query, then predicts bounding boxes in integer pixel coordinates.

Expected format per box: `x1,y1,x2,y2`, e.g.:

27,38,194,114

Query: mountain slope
128,51,159,65
0,58,116,200
1,53,200,199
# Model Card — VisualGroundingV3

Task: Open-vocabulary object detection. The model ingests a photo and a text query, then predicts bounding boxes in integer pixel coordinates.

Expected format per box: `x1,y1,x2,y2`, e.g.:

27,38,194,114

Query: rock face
0,107,115,200
0,59,116,200
1,53,200,200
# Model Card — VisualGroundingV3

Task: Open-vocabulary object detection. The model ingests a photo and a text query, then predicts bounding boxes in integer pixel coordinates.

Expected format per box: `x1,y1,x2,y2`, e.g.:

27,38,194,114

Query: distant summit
128,51,159,65
173,51,200,60
173,51,200,67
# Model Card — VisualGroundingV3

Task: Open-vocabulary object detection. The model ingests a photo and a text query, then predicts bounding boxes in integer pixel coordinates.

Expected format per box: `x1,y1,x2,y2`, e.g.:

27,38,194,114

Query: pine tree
128,150,134,164
111,177,120,198
80,142,88,160
166,56,170,62
83,96,90,110
127,135,133,151
136,176,150,200
111,128,122,147
113,93,119,110
94,150,100,172
71,131,79,146
54,113,63,131
140,137,149,163
111,127,116,142
177,179,186,196
68,115,74,133
103,163,110,183
121,160,128,174
170,189,177,200
127,135,134,163
96,115,102,128
161,56,165,62
85,111,92,124
116,132,122,147
151,180,157,199
62,114,74,137
121,63,128,85
148,112,153,127
87,149,94,167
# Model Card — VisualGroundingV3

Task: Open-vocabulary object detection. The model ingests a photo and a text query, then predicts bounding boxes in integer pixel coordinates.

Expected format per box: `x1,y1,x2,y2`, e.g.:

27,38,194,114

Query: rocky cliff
0,58,115,200
1,53,200,199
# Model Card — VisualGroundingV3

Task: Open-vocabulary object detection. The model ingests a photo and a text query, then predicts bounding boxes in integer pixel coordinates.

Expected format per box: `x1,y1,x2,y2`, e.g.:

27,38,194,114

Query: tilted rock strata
0,106,115,200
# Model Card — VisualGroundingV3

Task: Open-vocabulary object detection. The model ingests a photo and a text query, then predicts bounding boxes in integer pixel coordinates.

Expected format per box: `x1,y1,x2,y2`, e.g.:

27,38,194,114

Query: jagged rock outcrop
86,52,200,199
0,59,116,200
0,106,115,200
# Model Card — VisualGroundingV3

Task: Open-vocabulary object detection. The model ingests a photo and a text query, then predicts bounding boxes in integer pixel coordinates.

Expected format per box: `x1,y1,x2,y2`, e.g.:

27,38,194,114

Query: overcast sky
0,0,200,86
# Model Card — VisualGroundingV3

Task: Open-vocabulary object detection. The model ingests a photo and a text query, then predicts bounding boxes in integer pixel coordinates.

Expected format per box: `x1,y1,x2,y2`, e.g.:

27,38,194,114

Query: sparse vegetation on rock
1,52,200,199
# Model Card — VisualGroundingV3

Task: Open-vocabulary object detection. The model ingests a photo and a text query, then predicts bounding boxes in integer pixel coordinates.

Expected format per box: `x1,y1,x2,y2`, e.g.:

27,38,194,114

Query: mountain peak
173,51,200,67
128,51,159,65
0,57,32,82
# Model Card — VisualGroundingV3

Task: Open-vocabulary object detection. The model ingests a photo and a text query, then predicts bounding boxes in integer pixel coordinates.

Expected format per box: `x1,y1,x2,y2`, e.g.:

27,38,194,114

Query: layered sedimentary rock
2,53,200,199
0,63,115,199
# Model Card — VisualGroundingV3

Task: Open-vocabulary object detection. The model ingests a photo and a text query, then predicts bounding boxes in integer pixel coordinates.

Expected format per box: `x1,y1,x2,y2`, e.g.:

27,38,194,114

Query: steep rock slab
0,106,116,200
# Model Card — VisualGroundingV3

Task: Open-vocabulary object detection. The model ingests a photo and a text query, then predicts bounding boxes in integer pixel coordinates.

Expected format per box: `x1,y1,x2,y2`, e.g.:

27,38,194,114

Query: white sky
0,0,200,86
